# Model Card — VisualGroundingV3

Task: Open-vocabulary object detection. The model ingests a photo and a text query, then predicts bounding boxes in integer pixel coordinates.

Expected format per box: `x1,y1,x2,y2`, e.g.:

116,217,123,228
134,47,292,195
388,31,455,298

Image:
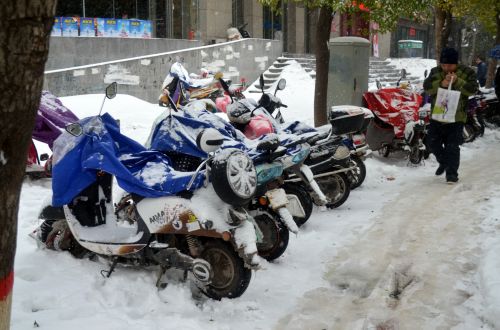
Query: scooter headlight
333,145,350,160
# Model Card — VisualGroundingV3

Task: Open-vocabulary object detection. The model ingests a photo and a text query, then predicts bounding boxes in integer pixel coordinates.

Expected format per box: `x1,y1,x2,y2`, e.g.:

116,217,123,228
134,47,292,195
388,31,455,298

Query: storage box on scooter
329,106,365,135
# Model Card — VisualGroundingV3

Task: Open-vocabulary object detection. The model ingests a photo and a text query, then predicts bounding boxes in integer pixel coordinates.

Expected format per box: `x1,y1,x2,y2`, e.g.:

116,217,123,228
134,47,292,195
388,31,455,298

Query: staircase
248,54,424,93
368,58,423,87
247,53,316,93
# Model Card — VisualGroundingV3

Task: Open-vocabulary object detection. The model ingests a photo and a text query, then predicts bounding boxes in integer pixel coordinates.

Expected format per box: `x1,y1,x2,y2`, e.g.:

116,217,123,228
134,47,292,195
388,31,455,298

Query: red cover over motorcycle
363,88,423,138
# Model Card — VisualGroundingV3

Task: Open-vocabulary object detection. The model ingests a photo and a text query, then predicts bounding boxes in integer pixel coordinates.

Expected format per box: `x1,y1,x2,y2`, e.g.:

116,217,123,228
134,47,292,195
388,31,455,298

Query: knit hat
440,48,459,64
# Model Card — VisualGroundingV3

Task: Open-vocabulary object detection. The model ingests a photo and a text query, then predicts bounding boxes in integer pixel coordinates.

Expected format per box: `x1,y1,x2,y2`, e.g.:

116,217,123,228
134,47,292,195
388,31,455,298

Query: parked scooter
147,99,314,261
364,73,428,165
221,76,356,208
32,83,261,300
463,93,486,143
27,91,80,179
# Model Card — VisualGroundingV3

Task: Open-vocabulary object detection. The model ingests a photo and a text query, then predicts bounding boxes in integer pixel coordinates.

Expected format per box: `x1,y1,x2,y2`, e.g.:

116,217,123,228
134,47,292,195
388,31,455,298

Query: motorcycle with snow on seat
221,76,357,209
32,83,260,300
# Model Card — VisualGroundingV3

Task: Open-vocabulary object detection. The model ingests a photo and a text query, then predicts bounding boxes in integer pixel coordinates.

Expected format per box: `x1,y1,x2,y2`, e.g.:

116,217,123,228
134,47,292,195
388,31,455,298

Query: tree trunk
434,6,453,63
0,2,56,329
313,6,333,127
485,9,500,88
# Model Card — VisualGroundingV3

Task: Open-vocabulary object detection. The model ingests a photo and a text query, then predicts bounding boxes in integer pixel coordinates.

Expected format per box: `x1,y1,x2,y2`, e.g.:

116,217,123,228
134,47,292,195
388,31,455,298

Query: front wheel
408,145,423,165
211,150,257,207
347,155,366,189
253,211,289,261
199,241,252,300
317,173,351,209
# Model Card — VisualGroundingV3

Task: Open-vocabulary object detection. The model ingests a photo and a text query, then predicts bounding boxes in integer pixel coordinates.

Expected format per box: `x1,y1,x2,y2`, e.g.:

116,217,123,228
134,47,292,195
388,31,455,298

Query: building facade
55,0,433,59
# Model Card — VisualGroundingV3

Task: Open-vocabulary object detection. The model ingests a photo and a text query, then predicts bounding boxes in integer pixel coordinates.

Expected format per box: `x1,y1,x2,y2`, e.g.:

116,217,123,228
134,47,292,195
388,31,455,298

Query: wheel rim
318,175,345,203
226,153,257,198
203,247,235,290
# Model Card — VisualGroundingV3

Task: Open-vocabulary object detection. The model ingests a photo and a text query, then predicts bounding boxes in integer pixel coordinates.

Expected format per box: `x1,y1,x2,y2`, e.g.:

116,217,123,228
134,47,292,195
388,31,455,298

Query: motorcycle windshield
51,113,205,206
33,91,79,148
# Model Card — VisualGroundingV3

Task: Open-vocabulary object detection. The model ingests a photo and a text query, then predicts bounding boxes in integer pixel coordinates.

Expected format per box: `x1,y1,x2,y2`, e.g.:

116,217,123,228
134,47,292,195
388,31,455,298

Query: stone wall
46,37,203,70
44,38,282,103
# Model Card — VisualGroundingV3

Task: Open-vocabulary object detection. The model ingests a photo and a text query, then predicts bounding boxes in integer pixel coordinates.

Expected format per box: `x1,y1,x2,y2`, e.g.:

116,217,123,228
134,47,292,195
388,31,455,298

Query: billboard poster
61,17,79,37
142,20,152,38
51,17,62,36
128,19,143,38
79,18,96,37
104,18,119,37
96,18,105,37
116,19,129,38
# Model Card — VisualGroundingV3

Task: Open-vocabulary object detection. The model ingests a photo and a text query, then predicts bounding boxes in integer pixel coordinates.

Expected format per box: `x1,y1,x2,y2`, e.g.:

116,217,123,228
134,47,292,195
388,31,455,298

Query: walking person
475,56,487,87
423,47,478,183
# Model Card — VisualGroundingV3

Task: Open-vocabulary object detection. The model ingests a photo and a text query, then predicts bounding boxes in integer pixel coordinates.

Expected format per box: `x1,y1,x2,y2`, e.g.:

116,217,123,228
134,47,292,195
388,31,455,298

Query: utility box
327,37,370,110
398,40,423,58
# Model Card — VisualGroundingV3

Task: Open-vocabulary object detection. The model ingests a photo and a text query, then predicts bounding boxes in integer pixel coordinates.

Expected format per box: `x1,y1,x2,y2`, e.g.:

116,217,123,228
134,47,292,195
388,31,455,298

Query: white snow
13,58,500,329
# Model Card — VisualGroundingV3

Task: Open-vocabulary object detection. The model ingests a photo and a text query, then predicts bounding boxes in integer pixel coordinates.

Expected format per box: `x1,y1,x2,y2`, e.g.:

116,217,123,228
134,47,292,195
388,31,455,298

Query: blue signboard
117,19,129,38
51,17,62,36
128,19,143,38
61,17,79,37
80,18,95,37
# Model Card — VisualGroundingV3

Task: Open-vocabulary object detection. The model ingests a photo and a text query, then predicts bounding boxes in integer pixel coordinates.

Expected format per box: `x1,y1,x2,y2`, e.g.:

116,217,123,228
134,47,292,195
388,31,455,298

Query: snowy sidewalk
276,141,500,329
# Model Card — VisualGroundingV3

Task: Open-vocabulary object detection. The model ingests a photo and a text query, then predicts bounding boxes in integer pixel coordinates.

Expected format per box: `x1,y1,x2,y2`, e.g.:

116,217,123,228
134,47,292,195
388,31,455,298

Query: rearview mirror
259,74,265,93
424,69,428,78
196,128,225,153
66,123,83,137
277,79,286,91
106,82,117,99
40,153,49,161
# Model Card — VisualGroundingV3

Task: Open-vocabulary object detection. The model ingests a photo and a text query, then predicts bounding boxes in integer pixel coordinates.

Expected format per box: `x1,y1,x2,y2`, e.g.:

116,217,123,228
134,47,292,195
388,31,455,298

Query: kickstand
100,258,118,278
156,266,168,289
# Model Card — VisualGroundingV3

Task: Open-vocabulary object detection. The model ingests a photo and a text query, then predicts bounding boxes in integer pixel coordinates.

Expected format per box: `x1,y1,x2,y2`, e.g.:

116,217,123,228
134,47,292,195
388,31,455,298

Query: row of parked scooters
30,63,374,300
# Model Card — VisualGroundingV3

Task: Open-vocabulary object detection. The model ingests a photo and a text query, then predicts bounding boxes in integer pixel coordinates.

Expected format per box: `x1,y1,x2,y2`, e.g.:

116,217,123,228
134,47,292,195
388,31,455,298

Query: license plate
265,188,288,210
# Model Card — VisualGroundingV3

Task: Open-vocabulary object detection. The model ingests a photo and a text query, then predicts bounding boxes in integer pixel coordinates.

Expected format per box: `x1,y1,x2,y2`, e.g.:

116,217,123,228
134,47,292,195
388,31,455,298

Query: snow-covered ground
12,59,500,329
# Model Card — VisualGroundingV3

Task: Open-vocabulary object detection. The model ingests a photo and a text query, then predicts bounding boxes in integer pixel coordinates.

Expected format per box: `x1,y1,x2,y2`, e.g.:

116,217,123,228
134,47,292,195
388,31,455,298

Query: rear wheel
253,211,289,261
317,173,351,209
282,183,313,227
200,241,252,300
347,155,366,189
463,124,476,143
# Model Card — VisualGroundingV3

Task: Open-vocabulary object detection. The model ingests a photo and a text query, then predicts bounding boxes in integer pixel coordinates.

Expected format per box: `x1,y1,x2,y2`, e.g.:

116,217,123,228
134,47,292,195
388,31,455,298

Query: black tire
211,150,257,207
199,240,252,300
382,145,391,158
253,211,289,261
463,124,476,143
408,145,423,165
317,173,351,209
282,183,313,227
347,155,366,190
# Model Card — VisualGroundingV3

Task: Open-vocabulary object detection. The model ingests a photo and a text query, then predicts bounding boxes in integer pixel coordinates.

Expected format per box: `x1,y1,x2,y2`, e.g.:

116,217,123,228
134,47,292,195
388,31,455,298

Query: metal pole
136,0,138,18
82,0,86,17
112,0,116,18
